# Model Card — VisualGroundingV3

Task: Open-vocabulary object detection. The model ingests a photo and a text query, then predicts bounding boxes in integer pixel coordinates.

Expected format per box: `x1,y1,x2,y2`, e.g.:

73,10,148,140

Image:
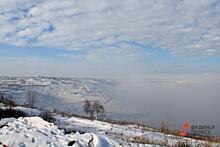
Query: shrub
83,98,94,119
175,140,191,147
0,94,15,106
40,111,54,123
25,90,37,108
0,108,27,119
129,136,153,145
83,99,106,120
92,100,105,120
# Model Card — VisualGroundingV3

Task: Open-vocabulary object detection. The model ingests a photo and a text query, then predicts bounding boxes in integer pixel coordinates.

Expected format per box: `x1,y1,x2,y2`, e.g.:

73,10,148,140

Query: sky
0,0,220,77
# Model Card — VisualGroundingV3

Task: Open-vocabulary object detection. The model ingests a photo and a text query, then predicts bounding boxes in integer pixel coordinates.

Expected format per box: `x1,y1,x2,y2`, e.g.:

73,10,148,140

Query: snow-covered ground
0,106,219,147
0,77,116,104
1,76,220,137
0,117,119,147
0,77,117,115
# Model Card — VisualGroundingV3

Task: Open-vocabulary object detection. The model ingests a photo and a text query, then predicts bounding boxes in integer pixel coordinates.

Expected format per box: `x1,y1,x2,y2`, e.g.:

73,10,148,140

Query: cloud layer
0,0,220,59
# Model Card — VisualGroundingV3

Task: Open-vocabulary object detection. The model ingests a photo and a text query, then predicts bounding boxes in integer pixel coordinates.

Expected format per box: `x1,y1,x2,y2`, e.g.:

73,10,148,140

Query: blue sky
0,0,220,77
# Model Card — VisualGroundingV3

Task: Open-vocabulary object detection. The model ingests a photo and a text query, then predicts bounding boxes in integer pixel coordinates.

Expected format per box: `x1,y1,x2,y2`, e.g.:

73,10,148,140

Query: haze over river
0,74,219,136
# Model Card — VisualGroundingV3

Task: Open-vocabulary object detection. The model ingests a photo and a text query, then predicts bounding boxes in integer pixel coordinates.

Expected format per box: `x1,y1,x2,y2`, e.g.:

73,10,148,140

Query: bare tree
0,93,4,103
0,93,15,106
92,100,105,120
83,99,106,120
25,90,36,108
8,96,15,106
83,98,94,118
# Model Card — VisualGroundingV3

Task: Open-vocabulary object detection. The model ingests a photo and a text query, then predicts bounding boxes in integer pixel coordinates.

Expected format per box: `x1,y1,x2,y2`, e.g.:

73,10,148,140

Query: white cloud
0,0,220,58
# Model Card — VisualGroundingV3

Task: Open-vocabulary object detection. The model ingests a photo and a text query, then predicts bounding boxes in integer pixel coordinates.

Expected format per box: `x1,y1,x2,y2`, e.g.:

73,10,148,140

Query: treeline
0,94,15,106
0,91,107,121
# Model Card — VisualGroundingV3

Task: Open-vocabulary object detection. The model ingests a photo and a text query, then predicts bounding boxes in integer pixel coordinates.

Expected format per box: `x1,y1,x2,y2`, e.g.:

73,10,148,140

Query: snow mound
0,117,119,147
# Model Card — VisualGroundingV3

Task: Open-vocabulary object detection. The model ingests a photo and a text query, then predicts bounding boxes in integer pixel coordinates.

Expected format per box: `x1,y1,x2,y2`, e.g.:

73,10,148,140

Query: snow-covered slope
0,77,117,115
0,106,219,147
0,117,119,147
1,76,220,140
0,77,115,103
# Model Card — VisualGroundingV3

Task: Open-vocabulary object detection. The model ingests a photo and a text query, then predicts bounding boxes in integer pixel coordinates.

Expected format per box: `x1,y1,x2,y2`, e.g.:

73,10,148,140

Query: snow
0,107,219,147
0,77,116,115
14,106,41,116
0,77,220,146
0,77,114,103
92,133,118,147
0,117,120,147
0,77,198,117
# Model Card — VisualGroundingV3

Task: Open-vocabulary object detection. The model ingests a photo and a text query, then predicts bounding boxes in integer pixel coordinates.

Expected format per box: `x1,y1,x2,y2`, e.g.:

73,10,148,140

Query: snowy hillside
0,106,219,147
0,117,119,147
1,76,220,139
0,76,195,116
0,77,117,114
0,77,116,103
